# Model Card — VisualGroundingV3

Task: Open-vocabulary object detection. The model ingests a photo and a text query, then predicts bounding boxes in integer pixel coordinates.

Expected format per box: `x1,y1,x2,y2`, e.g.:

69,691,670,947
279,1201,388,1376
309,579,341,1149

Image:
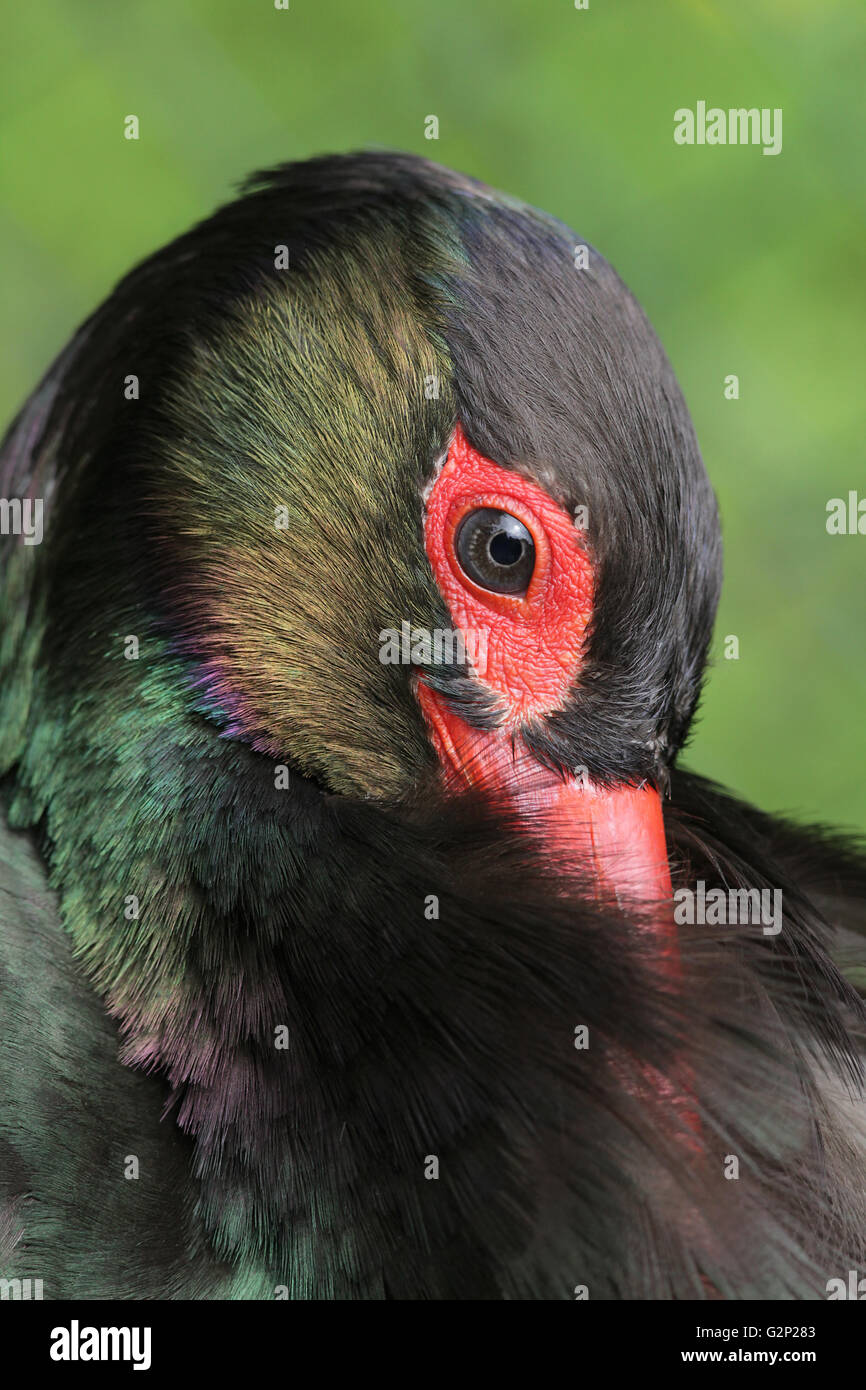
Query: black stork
0,152,864,1300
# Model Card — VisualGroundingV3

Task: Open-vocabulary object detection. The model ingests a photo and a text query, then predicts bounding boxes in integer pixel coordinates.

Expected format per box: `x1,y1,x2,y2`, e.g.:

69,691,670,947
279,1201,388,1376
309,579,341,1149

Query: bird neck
4,640,356,1282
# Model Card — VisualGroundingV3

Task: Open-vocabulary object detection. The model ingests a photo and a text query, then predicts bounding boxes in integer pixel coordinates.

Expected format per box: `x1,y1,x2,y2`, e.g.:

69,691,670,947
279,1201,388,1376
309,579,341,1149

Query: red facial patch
423,423,594,720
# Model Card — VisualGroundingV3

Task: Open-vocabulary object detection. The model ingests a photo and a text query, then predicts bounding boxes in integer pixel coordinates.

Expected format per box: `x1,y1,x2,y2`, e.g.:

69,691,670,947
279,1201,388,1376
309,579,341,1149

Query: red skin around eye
423,423,594,719
420,422,673,924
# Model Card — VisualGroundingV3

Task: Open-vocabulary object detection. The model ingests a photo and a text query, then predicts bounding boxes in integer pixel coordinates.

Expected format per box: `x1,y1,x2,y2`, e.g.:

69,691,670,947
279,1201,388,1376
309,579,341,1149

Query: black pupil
454,508,536,596
489,532,523,567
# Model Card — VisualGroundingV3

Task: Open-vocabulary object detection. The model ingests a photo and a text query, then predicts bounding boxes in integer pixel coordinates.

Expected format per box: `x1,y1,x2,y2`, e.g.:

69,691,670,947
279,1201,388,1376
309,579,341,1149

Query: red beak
417,679,674,928
418,680,699,1143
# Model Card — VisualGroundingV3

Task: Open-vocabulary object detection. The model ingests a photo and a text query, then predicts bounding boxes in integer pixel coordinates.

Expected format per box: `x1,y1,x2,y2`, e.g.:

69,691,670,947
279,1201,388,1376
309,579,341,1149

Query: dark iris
454,508,536,595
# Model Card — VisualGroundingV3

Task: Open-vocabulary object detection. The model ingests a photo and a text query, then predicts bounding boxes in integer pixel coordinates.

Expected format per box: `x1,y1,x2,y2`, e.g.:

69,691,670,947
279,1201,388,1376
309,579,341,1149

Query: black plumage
0,152,864,1300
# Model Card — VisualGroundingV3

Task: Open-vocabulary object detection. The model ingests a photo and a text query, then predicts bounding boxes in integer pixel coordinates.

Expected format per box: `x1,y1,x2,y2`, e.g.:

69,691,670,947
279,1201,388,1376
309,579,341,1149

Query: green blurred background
2,0,864,827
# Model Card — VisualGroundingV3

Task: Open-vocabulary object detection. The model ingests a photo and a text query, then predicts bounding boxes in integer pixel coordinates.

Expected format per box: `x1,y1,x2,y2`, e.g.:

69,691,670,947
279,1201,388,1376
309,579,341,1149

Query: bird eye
454,508,536,595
